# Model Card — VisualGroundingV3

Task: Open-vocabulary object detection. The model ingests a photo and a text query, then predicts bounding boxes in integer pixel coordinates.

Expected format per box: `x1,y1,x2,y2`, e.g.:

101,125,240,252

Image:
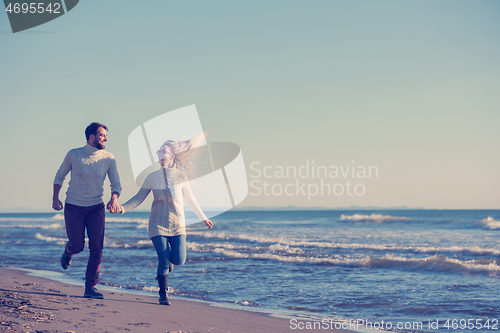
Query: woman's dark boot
156,274,170,305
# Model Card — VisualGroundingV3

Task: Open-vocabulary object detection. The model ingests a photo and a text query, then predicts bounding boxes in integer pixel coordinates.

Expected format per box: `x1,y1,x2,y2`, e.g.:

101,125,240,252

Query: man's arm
53,184,63,211
107,158,122,213
53,151,72,211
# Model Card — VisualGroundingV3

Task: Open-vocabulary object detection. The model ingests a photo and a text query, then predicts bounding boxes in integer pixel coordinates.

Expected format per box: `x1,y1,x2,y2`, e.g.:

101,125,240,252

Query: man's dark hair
85,122,108,141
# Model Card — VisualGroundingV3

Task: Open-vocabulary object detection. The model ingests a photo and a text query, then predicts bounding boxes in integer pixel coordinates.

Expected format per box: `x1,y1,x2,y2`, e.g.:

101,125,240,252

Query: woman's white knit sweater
120,166,207,238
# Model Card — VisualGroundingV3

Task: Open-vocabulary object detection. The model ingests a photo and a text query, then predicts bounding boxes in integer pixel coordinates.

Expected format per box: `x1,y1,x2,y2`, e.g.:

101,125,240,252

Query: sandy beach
0,267,351,333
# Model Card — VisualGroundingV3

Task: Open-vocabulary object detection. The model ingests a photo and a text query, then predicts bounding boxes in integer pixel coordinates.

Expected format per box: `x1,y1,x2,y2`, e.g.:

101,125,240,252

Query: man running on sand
52,122,122,299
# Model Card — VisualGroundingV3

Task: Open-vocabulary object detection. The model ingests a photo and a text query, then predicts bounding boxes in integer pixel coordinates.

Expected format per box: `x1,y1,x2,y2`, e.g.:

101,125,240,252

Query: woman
119,134,212,305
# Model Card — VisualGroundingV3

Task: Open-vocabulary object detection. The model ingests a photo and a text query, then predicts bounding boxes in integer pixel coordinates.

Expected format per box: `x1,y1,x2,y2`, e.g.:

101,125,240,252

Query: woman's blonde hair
157,131,211,181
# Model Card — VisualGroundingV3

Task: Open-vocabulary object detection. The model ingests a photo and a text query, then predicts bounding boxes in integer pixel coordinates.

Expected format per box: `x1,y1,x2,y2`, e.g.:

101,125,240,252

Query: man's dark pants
64,202,105,289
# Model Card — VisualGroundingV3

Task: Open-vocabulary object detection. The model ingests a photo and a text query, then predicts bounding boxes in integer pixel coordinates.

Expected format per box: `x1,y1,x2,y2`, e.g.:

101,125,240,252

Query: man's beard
95,141,105,150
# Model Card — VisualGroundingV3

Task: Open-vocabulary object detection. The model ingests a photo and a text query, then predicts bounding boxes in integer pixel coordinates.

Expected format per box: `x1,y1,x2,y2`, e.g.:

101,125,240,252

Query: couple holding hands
53,122,212,305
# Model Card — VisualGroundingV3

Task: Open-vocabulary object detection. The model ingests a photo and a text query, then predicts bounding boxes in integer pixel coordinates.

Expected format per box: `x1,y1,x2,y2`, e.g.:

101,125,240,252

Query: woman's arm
120,188,151,213
182,183,212,228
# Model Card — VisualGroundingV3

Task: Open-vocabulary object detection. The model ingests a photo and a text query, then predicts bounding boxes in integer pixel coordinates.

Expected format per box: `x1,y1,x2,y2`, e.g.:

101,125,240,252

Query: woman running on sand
117,133,212,305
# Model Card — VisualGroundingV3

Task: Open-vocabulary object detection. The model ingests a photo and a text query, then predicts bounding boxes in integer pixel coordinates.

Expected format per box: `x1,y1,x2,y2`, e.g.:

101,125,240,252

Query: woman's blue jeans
151,235,187,275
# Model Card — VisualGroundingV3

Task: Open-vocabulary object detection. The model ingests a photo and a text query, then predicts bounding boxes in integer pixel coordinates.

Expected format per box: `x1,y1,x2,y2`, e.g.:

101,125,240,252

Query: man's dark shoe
84,287,104,299
60,251,72,270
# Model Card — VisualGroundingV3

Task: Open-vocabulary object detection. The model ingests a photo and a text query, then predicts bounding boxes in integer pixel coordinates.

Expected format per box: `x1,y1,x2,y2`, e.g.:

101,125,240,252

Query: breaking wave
187,232,500,255
0,223,64,229
480,217,500,229
34,233,67,245
187,244,500,274
107,240,152,249
339,214,410,222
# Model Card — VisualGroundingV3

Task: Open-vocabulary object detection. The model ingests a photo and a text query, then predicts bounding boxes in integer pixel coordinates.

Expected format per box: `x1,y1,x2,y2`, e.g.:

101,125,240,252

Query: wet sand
0,267,351,333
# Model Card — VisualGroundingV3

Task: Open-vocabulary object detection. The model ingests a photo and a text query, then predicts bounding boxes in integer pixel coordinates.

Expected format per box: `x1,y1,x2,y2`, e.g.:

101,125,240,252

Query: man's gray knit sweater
54,143,122,207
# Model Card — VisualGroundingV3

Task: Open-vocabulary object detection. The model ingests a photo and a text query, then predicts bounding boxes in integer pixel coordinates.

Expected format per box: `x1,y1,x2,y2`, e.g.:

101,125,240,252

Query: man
53,122,121,299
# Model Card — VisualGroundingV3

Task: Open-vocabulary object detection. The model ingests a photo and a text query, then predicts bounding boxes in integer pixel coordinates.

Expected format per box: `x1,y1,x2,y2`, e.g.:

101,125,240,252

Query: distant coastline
3,205,500,214
232,205,427,211
3,205,492,213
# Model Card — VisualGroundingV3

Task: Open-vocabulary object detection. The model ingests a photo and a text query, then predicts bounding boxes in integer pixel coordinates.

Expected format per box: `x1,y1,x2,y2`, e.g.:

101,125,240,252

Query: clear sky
1,1,499,211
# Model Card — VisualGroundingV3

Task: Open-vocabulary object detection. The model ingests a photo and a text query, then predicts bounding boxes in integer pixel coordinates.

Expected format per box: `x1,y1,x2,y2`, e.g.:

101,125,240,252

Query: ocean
1,209,500,332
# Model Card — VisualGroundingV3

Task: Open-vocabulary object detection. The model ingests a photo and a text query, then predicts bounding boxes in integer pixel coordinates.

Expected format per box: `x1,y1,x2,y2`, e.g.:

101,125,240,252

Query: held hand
52,199,63,211
106,197,120,214
204,219,213,229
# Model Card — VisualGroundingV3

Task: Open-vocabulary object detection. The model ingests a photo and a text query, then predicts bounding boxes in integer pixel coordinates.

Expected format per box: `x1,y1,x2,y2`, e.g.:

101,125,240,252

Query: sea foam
34,233,67,245
188,232,500,255
480,216,500,229
339,214,410,222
